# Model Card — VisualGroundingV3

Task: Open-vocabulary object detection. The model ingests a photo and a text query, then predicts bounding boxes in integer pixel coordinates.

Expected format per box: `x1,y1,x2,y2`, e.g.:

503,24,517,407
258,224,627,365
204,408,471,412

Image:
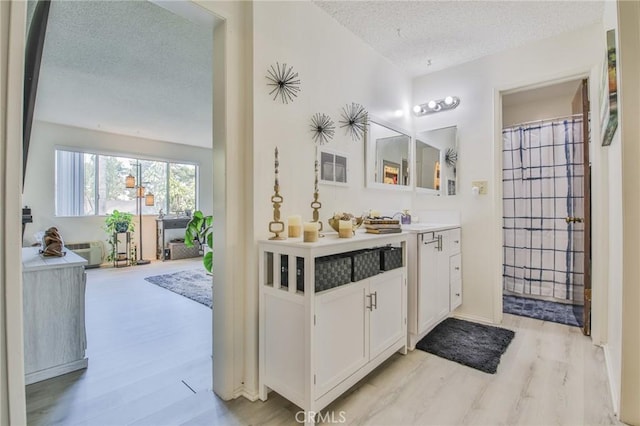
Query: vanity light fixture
413,96,461,116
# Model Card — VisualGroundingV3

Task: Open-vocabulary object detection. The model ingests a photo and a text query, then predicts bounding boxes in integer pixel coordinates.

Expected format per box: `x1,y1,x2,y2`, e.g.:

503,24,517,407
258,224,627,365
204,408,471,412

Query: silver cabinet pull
366,294,373,311
372,291,378,310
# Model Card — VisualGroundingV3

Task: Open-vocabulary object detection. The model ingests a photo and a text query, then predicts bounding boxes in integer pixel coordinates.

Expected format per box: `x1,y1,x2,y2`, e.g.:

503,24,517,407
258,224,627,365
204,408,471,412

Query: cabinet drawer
450,278,462,311
450,253,462,281
449,228,461,254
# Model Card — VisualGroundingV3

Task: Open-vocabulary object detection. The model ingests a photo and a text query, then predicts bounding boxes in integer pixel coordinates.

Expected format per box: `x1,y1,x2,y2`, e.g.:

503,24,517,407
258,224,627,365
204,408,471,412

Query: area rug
144,269,212,308
416,317,515,374
503,295,583,327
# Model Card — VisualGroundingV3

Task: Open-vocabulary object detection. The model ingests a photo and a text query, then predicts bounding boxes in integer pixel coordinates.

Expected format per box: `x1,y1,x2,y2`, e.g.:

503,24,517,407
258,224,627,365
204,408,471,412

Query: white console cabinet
258,232,407,423
406,225,462,349
22,247,88,384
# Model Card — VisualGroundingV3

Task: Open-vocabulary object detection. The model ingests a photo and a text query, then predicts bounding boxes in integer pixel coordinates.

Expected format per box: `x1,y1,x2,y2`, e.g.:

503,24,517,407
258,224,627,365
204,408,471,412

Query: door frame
3,1,254,421
492,69,606,343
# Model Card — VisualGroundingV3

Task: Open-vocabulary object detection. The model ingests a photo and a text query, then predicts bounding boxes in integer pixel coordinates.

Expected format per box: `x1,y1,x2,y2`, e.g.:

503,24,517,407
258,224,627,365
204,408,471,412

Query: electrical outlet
471,180,488,195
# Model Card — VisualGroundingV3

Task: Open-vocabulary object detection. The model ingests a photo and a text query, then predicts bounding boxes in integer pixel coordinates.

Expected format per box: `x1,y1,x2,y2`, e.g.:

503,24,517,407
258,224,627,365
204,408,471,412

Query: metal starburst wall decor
339,102,368,141
266,62,301,104
310,113,335,145
445,148,458,167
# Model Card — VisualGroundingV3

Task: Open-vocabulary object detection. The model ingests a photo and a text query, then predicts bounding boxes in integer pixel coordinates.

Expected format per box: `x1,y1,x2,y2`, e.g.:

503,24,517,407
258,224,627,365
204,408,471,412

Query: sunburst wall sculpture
310,113,335,145
445,148,458,167
265,62,301,104
339,102,368,141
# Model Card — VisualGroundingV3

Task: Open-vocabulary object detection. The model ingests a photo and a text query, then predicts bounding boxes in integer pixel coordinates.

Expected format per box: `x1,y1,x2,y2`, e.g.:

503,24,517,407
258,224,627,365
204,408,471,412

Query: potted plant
184,210,213,273
104,210,134,262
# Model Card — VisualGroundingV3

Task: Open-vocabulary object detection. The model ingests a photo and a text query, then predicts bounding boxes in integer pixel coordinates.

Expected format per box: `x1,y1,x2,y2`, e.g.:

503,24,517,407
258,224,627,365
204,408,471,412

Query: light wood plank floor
27,261,620,425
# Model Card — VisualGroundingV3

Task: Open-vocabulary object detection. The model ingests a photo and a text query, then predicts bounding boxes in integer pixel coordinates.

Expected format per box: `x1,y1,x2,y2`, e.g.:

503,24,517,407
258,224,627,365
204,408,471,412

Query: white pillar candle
288,215,302,238
370,210,381,218
338,219,352,238
303,222,319,243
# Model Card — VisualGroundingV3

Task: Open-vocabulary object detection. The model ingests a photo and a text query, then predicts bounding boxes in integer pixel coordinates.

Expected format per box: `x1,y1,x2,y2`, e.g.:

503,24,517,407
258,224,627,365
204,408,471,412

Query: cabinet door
418,235,440,333
450,253,462,310
315,282,368,397
369,271,404,359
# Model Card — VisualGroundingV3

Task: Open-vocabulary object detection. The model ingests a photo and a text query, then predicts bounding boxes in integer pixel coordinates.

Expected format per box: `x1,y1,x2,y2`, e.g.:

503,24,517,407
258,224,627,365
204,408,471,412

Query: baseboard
234,385,259,401
452,312,497,326
602,344,620,416
25,358,88,385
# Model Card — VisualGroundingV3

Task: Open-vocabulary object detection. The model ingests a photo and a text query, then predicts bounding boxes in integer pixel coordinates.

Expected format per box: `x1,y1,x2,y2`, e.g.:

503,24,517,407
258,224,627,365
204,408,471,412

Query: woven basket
315,255,352,292
380,246,403,271
348,248,381,282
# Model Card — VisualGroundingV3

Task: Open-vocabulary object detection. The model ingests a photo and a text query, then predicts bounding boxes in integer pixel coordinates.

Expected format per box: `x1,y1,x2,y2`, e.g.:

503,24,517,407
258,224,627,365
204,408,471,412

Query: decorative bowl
328,215,365,233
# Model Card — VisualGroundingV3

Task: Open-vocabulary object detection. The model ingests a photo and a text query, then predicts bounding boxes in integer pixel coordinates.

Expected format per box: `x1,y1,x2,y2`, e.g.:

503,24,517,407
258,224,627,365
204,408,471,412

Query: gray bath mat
416,317,515,374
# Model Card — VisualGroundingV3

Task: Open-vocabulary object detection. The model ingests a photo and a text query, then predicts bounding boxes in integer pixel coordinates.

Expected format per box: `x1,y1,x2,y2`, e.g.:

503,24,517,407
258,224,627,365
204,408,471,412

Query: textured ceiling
33,1,603,148
33,0,214,148
314,1,605,77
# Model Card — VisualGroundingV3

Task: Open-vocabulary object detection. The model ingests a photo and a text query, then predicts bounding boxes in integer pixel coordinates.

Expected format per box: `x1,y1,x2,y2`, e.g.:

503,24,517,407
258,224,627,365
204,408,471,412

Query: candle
288,215,302,238
274,147,279,187
303,222,319,243
338,219,352,238
370,210,381,218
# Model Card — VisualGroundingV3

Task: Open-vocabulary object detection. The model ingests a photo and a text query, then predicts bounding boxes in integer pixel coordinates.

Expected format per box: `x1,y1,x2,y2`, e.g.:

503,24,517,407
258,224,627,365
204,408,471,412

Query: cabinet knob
455,293,460,296
455,266,460,270
454,240,459,243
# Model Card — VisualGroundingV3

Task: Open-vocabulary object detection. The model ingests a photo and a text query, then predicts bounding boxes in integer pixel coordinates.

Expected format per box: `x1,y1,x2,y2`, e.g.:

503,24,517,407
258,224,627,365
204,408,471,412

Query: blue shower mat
503,294,584,327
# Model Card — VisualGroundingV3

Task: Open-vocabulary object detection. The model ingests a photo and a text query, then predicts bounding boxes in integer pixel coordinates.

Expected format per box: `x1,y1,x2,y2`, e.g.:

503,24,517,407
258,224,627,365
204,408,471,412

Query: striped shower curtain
502,118,585,303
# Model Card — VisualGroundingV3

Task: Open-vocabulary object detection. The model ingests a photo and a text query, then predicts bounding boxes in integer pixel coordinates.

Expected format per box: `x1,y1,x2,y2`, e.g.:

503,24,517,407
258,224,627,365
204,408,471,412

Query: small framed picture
447,179,456,196
319,149,349,186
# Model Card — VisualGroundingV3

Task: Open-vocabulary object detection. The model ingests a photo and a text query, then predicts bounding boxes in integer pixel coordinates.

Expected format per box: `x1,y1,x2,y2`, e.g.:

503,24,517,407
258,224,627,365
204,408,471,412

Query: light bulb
412,105,422,114
427,100,437,109
444,96,454,105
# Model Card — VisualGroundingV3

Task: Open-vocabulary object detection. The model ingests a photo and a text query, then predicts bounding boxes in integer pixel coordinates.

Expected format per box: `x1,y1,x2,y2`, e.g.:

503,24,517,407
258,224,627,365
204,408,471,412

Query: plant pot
115,222,129,233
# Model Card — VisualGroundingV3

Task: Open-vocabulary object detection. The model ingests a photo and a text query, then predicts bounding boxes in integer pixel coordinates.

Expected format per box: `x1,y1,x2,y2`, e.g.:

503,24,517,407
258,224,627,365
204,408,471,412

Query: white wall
600,0,623,415
22,120,213,261
411,24,604,324
502,94,576,128
249,0,413,397
616,1,640,422
252,1,414,243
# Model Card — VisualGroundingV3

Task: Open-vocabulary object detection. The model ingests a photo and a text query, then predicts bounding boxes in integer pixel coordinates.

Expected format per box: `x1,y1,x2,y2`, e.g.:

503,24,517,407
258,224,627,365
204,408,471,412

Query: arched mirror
365,119,411,190
415,126,457,196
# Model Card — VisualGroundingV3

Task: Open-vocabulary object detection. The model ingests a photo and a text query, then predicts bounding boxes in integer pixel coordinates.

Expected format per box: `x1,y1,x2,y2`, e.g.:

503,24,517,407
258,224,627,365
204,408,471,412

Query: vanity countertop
401,223,460,233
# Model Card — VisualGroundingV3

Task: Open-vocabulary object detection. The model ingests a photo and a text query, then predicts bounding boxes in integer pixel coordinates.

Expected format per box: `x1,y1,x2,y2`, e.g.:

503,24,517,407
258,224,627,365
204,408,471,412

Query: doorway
501,78,591,334
22,1,221,422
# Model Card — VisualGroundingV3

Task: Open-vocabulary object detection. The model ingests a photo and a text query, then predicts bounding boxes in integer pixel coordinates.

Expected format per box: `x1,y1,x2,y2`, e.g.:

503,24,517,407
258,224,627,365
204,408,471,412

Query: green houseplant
104,210,134,262
184,210,213,273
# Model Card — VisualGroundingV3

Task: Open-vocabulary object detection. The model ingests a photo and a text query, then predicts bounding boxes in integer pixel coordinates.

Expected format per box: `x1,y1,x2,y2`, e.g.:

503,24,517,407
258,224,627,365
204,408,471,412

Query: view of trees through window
55,149,198,217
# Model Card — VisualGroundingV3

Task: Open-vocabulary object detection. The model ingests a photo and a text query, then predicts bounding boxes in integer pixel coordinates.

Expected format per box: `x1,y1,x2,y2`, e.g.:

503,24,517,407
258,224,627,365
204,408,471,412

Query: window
55,149,198,217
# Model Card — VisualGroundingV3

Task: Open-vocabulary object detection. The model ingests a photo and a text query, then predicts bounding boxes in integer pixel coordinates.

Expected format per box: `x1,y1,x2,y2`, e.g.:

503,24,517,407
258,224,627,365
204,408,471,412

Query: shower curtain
502,117,584,303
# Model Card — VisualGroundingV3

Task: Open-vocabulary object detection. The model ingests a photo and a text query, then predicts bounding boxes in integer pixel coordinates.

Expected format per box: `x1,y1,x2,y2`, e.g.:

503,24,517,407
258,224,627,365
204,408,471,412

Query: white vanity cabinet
258,232,407,422
406,225,462,349
314,269,405,397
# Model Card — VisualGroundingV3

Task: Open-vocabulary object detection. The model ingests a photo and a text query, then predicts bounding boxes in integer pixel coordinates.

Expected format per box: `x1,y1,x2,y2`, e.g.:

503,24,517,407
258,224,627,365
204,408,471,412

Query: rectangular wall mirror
415,126,457,195
365,119,412,190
